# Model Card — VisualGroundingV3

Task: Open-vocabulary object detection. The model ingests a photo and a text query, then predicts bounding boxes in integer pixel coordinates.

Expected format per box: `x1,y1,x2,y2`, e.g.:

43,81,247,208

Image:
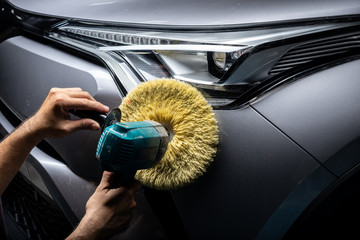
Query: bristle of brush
120,78,218,190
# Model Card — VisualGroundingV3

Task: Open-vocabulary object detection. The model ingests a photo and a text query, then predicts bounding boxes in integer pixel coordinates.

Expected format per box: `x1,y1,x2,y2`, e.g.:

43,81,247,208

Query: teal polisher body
96,120,169,182
71,108,169,184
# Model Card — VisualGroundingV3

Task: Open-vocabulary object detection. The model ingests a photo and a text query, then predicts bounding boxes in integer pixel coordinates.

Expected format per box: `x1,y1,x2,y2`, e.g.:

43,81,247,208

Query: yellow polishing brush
120,78,218,190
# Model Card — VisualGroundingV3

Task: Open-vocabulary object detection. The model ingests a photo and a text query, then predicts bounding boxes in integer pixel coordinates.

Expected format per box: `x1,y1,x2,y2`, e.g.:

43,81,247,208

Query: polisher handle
69,109,106,126
69,108,121,132
112,170,137,188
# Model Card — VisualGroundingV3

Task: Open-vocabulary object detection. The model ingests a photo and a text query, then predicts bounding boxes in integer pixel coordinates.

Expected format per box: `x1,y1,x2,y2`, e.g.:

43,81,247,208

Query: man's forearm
0,117,42,194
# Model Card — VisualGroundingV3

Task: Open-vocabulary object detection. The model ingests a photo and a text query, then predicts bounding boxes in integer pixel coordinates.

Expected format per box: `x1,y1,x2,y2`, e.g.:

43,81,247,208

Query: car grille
269,31,360,76
1,173,73,240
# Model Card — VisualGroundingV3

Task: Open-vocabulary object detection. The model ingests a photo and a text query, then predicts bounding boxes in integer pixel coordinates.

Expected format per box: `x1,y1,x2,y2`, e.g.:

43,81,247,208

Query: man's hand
28,87,109,139
66,171,141,240
0,87,109,194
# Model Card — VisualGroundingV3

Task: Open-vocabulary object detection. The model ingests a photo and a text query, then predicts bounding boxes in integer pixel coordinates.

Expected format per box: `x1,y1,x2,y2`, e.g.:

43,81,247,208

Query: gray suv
1,0,360,239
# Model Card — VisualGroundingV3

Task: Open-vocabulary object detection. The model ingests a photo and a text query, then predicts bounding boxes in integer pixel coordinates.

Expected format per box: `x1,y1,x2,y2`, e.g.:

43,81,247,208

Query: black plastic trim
284,161,360,239
269,31,360,75
2,172,73,239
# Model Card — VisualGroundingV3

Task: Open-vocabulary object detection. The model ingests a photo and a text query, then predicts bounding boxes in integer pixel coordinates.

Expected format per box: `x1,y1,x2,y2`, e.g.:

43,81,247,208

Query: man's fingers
51,88,95,101
60,98,109,113
65,119,101,133
66,91,97,101
62,87,83,92
49,88,107,111
98,171,116,189
98,171,141,195
49,87,83,93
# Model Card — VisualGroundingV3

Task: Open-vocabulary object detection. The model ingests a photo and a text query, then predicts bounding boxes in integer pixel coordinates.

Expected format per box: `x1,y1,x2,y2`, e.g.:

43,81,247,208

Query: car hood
8,0,360,27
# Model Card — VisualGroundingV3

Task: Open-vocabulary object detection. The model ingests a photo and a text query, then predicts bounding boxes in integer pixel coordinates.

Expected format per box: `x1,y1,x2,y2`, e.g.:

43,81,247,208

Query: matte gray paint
252,59,360,176
8,0,360,27
0,35,334,238
0,35,344,237
1,0,359,239
171,107,324,239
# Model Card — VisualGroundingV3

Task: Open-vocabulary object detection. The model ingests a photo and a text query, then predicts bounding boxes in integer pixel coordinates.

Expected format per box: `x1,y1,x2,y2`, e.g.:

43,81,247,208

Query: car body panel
253,59,360,176
171,107,332,239
0,33,339,239
1,0,360,239
8,0,360,27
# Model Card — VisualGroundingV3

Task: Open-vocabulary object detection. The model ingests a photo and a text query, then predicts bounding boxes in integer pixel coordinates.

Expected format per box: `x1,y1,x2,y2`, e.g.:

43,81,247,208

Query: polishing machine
71,108,170,184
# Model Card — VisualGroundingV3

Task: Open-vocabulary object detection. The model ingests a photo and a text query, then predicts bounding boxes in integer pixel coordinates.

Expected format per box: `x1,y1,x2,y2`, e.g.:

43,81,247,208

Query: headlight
47,20,358,107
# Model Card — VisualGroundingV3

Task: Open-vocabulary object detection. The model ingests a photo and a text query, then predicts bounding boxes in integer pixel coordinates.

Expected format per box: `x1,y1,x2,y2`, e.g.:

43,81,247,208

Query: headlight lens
48,21,352,106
